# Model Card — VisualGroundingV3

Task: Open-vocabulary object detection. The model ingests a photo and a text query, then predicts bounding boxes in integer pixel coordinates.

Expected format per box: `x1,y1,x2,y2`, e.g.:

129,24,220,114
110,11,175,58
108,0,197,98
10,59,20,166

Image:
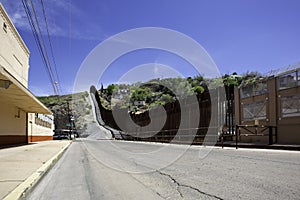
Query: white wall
0,101,26,136
0,4,30,87
28,113,54,137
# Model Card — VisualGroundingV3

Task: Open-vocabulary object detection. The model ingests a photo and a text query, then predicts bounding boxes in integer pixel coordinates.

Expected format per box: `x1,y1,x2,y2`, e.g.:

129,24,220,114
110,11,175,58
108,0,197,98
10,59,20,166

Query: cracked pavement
27,139,300,200
153,170,223,199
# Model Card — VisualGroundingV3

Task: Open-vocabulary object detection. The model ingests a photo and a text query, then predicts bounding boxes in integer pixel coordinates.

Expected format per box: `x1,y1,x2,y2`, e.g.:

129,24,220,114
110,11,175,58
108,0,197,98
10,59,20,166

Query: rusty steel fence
91,65,300,145
91,85,232,145
235,66,300,145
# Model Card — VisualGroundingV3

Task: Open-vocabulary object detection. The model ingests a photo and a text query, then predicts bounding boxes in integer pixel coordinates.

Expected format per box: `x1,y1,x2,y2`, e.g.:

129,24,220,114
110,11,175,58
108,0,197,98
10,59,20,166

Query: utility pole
66,101,72,140
70,115,75,140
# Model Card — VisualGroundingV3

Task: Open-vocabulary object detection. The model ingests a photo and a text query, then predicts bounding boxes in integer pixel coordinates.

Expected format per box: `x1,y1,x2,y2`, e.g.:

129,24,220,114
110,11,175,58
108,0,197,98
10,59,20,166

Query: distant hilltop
37,91,93,135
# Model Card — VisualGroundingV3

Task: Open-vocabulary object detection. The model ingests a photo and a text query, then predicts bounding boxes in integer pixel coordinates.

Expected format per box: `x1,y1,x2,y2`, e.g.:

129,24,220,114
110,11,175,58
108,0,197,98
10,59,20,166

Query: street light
0,79,11,89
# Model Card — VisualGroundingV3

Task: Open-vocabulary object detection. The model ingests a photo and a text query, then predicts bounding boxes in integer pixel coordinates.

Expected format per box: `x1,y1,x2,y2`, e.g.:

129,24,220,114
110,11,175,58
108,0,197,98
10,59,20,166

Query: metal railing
118,126,223,145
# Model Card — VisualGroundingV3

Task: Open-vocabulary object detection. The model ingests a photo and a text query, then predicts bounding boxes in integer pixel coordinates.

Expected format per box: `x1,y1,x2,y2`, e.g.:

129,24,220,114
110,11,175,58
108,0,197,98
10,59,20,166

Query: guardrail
118,127,222,145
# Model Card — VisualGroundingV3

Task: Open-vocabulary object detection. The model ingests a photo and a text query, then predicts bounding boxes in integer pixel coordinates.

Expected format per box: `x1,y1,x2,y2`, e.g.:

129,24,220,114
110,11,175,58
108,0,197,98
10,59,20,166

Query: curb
215,143,300,151
3,142,71,200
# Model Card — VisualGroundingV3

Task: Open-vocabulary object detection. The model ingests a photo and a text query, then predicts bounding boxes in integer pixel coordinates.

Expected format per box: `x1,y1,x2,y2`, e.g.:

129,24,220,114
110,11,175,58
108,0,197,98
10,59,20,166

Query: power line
29,0,58,95
22,0,57,94
22,0,60,95
40,0,62,94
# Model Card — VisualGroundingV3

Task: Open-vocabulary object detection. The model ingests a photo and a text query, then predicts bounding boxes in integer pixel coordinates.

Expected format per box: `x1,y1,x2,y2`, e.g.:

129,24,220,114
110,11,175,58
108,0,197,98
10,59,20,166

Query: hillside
99,73,254,113
36,72,260,136
37,91,93,135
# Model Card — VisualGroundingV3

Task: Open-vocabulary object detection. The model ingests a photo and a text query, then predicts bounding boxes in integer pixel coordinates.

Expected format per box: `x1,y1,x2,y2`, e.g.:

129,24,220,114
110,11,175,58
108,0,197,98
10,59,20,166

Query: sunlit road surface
27,138,300,200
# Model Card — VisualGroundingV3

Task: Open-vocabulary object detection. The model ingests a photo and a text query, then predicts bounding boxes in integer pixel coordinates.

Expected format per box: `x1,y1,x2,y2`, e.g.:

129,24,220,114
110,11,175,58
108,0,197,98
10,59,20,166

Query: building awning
0,66,51,114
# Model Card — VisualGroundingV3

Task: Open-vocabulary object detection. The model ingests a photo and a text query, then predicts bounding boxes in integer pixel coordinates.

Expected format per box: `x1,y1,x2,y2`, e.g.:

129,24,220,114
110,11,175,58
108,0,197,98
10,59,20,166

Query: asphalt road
27,139,300,200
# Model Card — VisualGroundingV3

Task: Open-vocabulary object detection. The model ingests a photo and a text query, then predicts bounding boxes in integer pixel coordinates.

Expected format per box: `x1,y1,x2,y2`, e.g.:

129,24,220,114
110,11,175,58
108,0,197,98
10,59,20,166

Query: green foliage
131,87,152,101
106,84,118,96
100,71,265,113
160,94,173,103
240,71,264,87
192,85,205,94
223,73,242,86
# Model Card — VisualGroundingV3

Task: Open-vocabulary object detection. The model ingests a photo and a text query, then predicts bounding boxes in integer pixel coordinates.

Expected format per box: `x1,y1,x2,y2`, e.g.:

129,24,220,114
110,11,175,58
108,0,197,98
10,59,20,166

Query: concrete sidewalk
0,140,71,200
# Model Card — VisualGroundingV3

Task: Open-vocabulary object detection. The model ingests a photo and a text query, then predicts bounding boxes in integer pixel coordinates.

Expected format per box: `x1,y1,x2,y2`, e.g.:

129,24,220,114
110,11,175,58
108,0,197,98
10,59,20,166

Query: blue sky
1,0,300,95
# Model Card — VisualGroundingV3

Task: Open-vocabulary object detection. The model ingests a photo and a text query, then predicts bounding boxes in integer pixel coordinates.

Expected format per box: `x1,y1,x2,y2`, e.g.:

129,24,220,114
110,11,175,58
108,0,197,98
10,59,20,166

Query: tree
106,84,118,96
192,85,205,94
223,73,242,86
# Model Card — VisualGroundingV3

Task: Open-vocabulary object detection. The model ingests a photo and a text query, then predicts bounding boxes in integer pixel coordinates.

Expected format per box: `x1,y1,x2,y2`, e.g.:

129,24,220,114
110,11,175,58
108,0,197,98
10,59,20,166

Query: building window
281,94,300,118
34,114,53,128
3,22,7,33
242,101,267,121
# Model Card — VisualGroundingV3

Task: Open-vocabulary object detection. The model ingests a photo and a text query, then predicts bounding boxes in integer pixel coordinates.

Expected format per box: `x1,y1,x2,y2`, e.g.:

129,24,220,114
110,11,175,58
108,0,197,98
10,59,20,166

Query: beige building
28,113,54,142
0,3,53,146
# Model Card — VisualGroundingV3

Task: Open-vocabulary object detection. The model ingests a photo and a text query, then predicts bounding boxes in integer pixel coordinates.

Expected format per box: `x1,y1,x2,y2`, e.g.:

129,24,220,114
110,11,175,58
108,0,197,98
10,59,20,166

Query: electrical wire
22,0,57,94
22,0,73,129
22,0,60,95
29,0,58,95
40,0,62,94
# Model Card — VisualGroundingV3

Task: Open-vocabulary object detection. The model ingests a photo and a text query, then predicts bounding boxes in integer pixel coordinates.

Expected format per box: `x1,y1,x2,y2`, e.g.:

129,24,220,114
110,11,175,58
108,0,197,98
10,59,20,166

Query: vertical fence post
275,127,278,143
269,126,273,145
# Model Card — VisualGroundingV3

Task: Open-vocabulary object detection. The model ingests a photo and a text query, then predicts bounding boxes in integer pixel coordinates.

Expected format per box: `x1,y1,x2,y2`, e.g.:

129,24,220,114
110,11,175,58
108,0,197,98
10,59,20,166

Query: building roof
0,66,51,114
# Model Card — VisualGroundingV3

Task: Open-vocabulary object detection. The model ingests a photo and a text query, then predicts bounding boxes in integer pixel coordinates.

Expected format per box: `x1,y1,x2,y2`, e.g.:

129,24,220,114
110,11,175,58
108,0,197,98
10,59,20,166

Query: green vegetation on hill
100,72,262,113
36,71,262,131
